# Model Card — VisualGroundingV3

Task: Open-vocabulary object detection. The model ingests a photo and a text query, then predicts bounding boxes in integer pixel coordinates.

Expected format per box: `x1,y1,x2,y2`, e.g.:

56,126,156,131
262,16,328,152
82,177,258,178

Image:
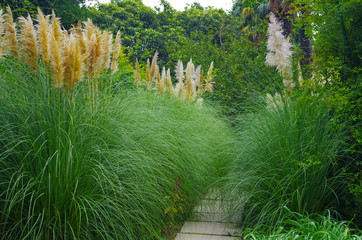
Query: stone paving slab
175,189,242,240
179,221,241,237
189,213,231,223
175,233,242,240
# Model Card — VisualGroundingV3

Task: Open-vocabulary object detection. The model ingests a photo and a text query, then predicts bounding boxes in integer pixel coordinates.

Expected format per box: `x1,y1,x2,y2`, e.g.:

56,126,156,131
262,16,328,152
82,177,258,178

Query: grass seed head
150,51,158,82
159,67,166,93
197,70,205,95
49,34,63,87
155,65,160,91
37,8,50,66
63,33,83,89
134,58,141,84
185,59,196,102
19,14,38,72
166,68,174,94
146,58,150,83
101,31,112,69
3,6,18,59
205,62,214,93
175,60,185,99
111,30,121,75
51,10,62,43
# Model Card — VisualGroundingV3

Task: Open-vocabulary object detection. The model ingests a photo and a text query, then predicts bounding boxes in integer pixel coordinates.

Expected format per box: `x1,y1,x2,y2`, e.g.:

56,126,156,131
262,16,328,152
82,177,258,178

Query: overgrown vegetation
0,7,235,239
0,0,360,239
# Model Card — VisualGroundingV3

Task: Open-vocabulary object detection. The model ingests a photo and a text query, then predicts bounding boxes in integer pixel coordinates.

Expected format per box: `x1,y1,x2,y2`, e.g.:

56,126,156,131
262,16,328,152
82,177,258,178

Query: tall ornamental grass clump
0,57,235,239
222,94,347,228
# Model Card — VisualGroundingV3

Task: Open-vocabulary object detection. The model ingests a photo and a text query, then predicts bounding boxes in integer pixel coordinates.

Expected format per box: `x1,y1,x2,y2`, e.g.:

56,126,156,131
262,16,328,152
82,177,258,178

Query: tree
0,0,89,28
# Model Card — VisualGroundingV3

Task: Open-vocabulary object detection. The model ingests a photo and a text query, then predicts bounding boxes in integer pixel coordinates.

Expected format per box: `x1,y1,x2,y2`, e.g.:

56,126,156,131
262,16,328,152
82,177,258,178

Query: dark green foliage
0,0,89,28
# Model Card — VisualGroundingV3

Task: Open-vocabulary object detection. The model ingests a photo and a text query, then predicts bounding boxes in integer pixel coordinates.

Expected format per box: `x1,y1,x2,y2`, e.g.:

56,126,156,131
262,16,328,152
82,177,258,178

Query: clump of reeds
0,7,122,95
136,53,214,105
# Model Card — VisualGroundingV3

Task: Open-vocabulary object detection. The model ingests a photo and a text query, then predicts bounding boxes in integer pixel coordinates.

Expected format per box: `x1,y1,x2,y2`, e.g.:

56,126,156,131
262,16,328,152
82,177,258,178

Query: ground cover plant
243,209,361,240
0,7,236,239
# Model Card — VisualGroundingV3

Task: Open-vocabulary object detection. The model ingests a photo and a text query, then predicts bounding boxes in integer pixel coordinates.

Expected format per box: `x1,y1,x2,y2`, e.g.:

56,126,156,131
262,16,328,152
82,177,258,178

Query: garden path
175,190,242,240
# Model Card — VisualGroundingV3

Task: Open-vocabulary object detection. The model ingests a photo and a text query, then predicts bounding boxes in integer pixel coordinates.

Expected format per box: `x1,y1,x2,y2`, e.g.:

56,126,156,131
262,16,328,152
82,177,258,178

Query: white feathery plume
175,59,185,98
166,68,174,94
205,62,214,93
194,65,201,86
160,67,166,93
266,12,293,90
185,59,196,102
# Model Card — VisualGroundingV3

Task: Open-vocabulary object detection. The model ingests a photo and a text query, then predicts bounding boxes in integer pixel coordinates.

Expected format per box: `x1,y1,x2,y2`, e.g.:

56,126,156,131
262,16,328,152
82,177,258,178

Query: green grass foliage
222,93,348,228
243,208,361,240
0,59,235,239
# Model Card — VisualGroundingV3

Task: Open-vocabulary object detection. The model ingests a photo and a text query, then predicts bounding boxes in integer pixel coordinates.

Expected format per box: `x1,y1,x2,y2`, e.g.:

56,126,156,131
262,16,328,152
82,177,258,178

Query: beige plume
36,8,50,66
3,6,18,59
19,14,38,72
111,30,121,75
166,68,174,95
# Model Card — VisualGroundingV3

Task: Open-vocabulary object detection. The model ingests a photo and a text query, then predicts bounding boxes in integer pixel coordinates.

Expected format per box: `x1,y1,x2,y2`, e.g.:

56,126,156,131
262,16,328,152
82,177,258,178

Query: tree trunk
269,0,293,37
299,3,312,77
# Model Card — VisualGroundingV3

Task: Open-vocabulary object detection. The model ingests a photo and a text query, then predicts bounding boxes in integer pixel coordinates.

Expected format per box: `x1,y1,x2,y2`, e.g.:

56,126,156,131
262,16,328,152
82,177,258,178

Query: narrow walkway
175,191,242,240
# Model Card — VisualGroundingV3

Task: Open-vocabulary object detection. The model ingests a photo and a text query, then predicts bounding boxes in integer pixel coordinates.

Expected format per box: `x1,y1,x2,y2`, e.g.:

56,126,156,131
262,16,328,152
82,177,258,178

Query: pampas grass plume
148,51,158,90
159,67,166,93
19,14,38,72
111,30,121,75
197,70,205,95
3,6,18,59
266,12,293,90
101,31,112,69
185,59,196,102
146,58,150,83
155,65,160,91
37,8,50,66
175,60,185,99
194,65,201,86
134,58,141,84
205,62,214,93
49,34,63,87
63,33,83,89
51,10,62,43
166,68,174,94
